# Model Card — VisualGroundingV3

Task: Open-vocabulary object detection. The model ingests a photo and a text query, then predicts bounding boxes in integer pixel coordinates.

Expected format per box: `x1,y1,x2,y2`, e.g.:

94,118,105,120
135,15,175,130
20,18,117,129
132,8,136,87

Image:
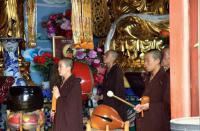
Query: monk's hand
50,110,55,122
141,103,149,110
53,86,60,99
134,104,143,113
94,94,103,101
142,103,149,110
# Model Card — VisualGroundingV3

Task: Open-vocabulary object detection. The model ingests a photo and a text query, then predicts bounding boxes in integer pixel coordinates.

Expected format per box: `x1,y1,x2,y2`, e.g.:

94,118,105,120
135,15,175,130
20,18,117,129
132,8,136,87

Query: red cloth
0,76,15,103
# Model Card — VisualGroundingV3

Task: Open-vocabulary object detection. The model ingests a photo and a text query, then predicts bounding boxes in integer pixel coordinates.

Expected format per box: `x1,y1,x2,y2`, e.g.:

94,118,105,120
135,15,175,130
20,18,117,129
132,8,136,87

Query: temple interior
0,0,199,131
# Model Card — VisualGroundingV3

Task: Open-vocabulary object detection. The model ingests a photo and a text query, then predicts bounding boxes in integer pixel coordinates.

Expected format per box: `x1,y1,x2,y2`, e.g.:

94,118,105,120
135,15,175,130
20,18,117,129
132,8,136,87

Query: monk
161,47,170,74
101,50,127,121
52,58,83,131
134,49,170,131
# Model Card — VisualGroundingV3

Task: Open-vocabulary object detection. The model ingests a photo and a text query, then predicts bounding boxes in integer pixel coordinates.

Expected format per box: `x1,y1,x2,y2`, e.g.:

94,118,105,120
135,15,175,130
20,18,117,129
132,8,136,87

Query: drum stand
7,110,43,131
86,120,130,131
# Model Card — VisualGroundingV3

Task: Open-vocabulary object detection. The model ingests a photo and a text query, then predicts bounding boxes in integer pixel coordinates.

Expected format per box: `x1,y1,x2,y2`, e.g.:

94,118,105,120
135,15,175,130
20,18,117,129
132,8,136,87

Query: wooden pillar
189,0,199,116
170,0,199,118
170,0,191,118
198,0,200,116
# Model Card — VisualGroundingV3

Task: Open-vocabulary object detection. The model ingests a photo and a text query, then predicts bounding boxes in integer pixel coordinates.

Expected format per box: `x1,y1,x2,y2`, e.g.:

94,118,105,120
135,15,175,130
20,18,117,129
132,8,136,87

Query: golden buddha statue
103,0,169,70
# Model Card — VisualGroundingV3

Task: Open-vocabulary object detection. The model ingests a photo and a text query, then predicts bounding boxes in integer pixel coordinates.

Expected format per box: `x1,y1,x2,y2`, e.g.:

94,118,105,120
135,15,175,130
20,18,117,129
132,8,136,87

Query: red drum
72,61,94,100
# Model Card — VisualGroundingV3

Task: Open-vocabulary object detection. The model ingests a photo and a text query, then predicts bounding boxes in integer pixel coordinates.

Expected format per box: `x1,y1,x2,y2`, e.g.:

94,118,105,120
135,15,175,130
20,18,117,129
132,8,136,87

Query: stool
7,110,44,131
86,120,130,131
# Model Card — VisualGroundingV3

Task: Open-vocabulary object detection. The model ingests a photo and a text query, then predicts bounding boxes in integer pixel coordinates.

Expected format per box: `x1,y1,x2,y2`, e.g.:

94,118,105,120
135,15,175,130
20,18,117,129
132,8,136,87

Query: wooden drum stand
86,120,130,131
7,110,44,131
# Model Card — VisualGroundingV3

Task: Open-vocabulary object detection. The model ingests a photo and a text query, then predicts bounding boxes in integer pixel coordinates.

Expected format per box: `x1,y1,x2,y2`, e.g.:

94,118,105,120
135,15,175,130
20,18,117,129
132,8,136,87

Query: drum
72,61,94,100
90,105,124,130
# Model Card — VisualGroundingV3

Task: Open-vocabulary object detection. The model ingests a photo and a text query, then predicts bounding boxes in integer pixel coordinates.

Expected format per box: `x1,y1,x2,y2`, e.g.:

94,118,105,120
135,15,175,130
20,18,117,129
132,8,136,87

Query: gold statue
110,14,169,55
0,0,24,38
103,0,169,70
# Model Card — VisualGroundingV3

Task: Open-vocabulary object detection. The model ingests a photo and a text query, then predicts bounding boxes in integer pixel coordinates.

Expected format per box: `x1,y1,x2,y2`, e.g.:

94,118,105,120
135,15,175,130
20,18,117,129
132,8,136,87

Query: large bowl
7,86,44,112
170,117,200,131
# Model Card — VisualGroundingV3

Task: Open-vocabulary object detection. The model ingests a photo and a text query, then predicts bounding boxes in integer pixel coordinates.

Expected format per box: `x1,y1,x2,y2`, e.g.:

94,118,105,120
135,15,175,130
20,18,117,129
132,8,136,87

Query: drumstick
107,91,135,108
107,91,149,117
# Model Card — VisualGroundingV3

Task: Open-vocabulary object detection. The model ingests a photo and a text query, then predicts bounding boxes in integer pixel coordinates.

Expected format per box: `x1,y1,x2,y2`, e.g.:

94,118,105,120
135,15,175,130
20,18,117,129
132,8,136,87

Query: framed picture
52,36,73,58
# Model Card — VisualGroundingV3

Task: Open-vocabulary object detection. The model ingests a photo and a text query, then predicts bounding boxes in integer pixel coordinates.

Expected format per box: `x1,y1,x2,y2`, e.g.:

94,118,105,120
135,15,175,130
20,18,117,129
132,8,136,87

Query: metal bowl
7,86,44,112
170,117,200,131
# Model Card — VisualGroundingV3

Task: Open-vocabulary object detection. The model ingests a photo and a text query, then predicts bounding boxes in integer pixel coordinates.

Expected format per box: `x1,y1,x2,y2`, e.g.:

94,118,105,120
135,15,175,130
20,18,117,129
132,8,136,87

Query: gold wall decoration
71,0,94,49
92,0,111,37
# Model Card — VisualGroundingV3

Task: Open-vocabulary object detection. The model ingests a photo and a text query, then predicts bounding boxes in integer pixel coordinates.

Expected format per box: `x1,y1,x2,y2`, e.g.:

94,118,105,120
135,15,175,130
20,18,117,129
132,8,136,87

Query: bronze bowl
7,86,44,112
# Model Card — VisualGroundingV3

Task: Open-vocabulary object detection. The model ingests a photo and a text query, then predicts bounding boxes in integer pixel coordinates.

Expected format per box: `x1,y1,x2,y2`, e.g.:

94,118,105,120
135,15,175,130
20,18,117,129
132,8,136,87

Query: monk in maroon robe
52,58,83,131
134,49,170,131
161,47,170,75
102,50,127,121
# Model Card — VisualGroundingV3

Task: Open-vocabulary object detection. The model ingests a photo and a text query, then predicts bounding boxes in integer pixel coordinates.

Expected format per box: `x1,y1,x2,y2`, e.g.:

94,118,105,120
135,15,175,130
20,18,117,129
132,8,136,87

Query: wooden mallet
107,91,150,117
107,91,135,108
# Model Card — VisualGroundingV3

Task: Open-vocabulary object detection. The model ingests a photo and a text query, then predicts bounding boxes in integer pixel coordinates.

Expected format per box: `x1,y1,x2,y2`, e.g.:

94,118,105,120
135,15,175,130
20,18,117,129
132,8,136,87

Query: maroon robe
102,64,127,121
136,67,170,131
53,75,83,131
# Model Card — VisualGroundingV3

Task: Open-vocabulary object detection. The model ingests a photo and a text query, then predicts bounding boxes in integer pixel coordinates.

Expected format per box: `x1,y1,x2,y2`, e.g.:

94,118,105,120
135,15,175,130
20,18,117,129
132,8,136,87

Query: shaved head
59,58,73,69
146,49,162,63
103,50,119,66
106,50,119,61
